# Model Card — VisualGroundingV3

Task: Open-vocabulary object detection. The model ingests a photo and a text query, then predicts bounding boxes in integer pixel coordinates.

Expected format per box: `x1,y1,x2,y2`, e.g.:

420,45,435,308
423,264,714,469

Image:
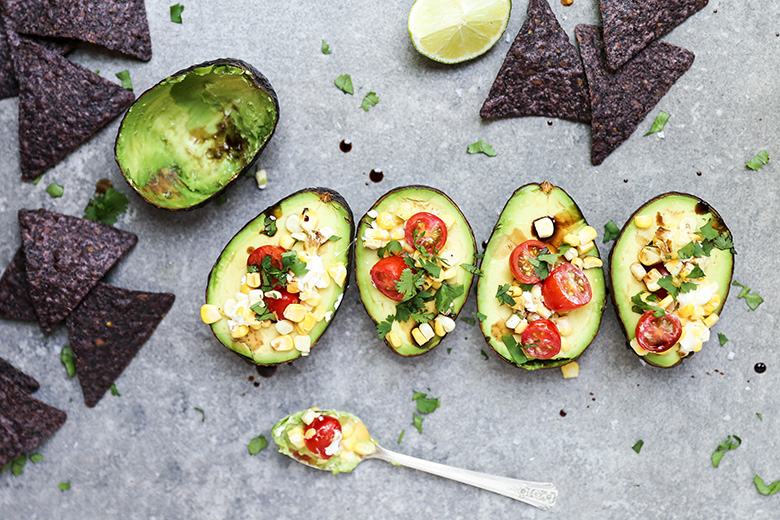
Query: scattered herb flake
412,390,440,414
480,349,489,360
644,110,670,135
461,317,476,326
110,384,120,397
754,475,780,496
248,434,268,455
170,3,184,23
60,346,76,377
377,240,403,258
630,292,665,317
83,188,129,225
502,335,528,366
10,454,26,476
361,91,379,111
46,183,64,198
687,265,706,279
434,281,463,314
321,40,332,54
376,320,392,339
496,284,516,307
397,430,405,444
32,174,44,185
215,194,227,206
711,434,741,467
732,281,764,311
632,440,644,454
412,413,424,433
30,453,43,464
756,413,762,421
746,150,769,171
261,216,277,237
460,263,482,276
474,311,487,322
603,220,620,242
58,480,71,492
115,70,133,91
718,333,728,346
447,348,452,354
334,74,354,95
467,140,497,157
194,407,205,422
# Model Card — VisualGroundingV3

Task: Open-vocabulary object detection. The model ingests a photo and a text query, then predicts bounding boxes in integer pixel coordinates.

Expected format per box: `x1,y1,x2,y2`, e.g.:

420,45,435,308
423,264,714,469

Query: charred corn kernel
703,302,718,315
638,246,662,266
286,215,302,233
556,317,573,336
341,421,355,439
376,212,396,230
692,341,703,353
395,205,413,221
678,304,695,318
561,361,579,379
286,281,300,294
703,313,719,328
630,338,648,356
630,263,647,281
634,215,653,228
275,320,294,335
294,335,311,354
313,307,326,322
419,323,435,341
514,319,529,335
390,228,405,241
435,315,456,333
691,306,705,321
240,283,251,294
578,226,598,245
271,334,294,352
531,284,543,300
537,304,552,319
533,217,555,239
658,295,675,309
279,234,295,250
583,256,603,269
284,304,307,322
509,285,524,297
643,269,662,292
300,209,318,231
412,327,428,346
231,325,249,339
571,257,584,270
287,427,305,448
328,265,347,287
341,435,357,452
387,330,402,348
560,336,570,352
200,304,221,324
303,292,321,307
245,272,262,288
431,280,442,290
434,320,446,337
297,314,317,334
563,233,580,247
248,289,264,306
304,428,316,440
354,440,376,456
505,314,522,330
564,247,579,261
302,408,318,425
577,241,595,255
666,259,683,276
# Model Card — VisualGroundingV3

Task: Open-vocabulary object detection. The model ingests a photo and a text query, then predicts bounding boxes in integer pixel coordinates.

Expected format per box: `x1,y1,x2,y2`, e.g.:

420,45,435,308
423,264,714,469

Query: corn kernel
390,227,405,241
666,259,683,276
691,306,705,321
514,319,529,335
341,421,355,439
638,246,662,266
284,304,307,322
571,257,584,269
582,256,603,269
302,409,318,425
578,226,598,245
354,440,376,456
395,205,413,221
294,335,311,354
577,241,595,255
658,295,674,309
328,265,347,287
630,263,647,281
505,314,521,330
286,215,302,233
692,341,703,352
279,234,296,250
300,209,318,231
419,323,435,341
434,320,446,337
509,286,524,297
376,212,396,230
412,328,428,346
288,426,305,448
245,272,261,288
678,304,695,318
561,361,579,379
341,435,357,452
556,317,573,336
297,314,317,334
435,315,456,333
303,292,321,307
630,338,648,356
231,325,249,339
564,247,579,261
240,283,251,295
387,330,402,348
703,313,719,328
431,280,442,290
304,428,316,440
563,233,580,247
200,304,222,324
271,334,294,351
248,290,264,306
353,422,371,442
643,269,662,293
275,320,294,335
286,281,300,294
560,336,570,352
634,215,653,228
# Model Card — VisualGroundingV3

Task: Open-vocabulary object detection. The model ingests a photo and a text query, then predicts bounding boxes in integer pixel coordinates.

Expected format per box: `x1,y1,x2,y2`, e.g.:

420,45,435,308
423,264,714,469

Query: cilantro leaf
754,475,780,496
170,3,184,23
361,91,379,112
717,333,728,346
474,311,487,322
115,70,133,91
460,317,476,326
502,335,528,366
711,435,741,467
603,221,620,242
334,74,354,95
396,268,424,301
746,150,769,171
732,281,764,311
696,219,719,241
397,430,405,444
496,284,516,307
412,390,440,414
644,110,670,135
29,453,43,464
282,251,308,276
9,454,26,476
58,480,71,492
32,174,44,185
632,440,644,454
60,346,76,377
412,413,424,433
480,350,489,360
377,241,402,258
756,413,762,421
657,275,680,299
531,245,571,280
687,265,706,279
46,183,64,198
434,281,463,314
261,215,277,237
467,140,497,157
321,40,332,54
680,281,697,294
377,319,393,339
110,384,120,397
630,292,665,317
712,232,736,254
460,263,482,276
215,194,227,206
248,434,268,455
194,407,205,422
83,188,129,225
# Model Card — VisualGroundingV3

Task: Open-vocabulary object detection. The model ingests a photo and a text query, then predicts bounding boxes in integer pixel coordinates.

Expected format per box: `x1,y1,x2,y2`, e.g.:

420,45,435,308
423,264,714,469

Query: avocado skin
114,58,279,211
354,185,477,357
608,192,734,368
477,182,606,370
206,187,354,366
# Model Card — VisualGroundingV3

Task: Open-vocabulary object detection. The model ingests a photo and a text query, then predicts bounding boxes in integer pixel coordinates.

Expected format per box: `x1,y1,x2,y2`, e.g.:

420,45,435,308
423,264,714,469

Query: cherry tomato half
370,256,408,302
635,311,682,353
265,289,299,320
521,319,561,359
247,245,285,270
304,415,343,460
509,240,548,284
247,245,300,316
405,212,448,254
542,262,592,312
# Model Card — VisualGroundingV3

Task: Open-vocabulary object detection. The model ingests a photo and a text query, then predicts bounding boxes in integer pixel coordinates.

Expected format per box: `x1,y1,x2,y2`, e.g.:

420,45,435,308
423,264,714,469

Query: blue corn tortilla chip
66,283,174,407
0,357,39,394
1,0,151,61
10,35,134,180
575,24,694,165
0,373,66,469
600,0,708,70
0,247,37,322
19,208,138,333
480,0,591,123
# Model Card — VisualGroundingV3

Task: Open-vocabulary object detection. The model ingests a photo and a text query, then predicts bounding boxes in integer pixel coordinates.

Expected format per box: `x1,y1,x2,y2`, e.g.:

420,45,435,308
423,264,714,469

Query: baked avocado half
355,186,477,356
203,188,353,365
610,193,734,368
115,59,279,210
477,182,606,370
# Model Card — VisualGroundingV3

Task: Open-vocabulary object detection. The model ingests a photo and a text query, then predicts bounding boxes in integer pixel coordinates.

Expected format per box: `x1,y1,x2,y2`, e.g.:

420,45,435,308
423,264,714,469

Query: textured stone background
0,0,778,518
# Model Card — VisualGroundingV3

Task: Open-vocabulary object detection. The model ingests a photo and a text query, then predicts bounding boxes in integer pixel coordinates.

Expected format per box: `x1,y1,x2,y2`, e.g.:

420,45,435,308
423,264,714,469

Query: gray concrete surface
0,0,778,518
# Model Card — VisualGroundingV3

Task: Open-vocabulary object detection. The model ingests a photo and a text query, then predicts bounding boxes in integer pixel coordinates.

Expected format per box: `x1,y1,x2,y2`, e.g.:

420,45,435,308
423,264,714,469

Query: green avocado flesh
272,409,375,474
355,187,477,356
116,63,277,209
206,190,352,365
477,183,606,370
610,193,734,368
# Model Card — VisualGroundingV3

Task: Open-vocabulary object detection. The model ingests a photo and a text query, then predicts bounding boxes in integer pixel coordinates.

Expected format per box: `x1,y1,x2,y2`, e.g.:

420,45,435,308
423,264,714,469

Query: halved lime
408,0,512,64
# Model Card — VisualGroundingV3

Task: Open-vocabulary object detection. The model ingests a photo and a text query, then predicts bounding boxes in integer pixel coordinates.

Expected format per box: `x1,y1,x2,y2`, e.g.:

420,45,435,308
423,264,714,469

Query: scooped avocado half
477,182,606,370
203,188,353,365
610,193,734,368
355,186,477,356
115,59,279,210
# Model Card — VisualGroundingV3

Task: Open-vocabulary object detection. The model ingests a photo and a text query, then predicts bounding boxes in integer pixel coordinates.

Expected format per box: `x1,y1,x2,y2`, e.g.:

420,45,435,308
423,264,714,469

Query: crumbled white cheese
324,429,343,456
677,280,719,308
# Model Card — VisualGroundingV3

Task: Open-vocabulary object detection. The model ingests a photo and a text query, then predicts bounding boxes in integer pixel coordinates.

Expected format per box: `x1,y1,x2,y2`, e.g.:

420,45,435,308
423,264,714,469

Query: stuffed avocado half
355,186,477,356
610,193,734,368
477,182,606,371
115,59,279,210
203,188,353,365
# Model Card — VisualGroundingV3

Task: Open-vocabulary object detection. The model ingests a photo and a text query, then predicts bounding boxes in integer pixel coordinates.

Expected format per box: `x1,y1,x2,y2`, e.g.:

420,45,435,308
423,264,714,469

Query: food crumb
561,0,573,5
560,409,567,417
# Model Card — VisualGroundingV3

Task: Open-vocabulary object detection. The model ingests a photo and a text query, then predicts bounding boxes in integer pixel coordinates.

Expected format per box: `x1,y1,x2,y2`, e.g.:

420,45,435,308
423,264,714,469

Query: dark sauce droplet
256,365,277,378
369,169,384,183
481,240,488,250
623,179,628,183
253,381,260,387
248,375,255,382
696,171,702,177
694,202,710,215
547,120,554,126
559,410,567,417
339,139,352,153
755,363,766,374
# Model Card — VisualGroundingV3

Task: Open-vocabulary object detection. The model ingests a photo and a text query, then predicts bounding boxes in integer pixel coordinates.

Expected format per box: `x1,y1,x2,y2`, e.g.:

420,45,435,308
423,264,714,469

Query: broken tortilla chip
0,357,39,394
0,247,37,322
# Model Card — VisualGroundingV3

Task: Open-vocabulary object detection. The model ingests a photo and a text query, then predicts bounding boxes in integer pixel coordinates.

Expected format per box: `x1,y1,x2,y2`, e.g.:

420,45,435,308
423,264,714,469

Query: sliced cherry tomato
509,240,548,284
247,245,300,316
247,245,285,270
542,262,592,312
265,289,299,319
635,311,682,353
521,319,561,359
370,256,408,302
304,415,343,460
405,212,448,254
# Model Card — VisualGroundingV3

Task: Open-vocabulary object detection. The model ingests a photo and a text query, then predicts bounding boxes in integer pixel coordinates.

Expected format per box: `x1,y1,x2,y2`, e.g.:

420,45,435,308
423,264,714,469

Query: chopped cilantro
630,292,665,317
447,348,452,354
8,454,26,476
530,245,571,280
756,413,763,421
412,413,424,433
460,263,482,276
397,430,405,444
754,475,780,496
480,350,489,360
361,91,379,112
711,435,741,467
732,281,764,311
46,183,64,198
396,268,424,301
603,221,620,242
466,140,497,157
412,390,440,414
377,241,402,258
644,110,670,135
746,150,769,171
60,346,76,377
376,320,393,339
696,219,719,241
677,241,706,259
110,384,120,397
83,188,129,225
502,335,528,366
717,333,728,346
632,440,644,454
460,317,476,326
321,40,332,54
687,265,706,279
115,70,133,91
58,480,71,492
334,74,353,95
680,281,697,293
29,453,43,464
328,235,342,242
261,215,277,237
657,276,679,299
170,3,184,23
194,407,205,422
248,434,268,455
496,284,516,307
32,174,44,185
474,311,487,322
474,253,484,259
281,251,308,276
246,264,259,274
434,281,463,313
